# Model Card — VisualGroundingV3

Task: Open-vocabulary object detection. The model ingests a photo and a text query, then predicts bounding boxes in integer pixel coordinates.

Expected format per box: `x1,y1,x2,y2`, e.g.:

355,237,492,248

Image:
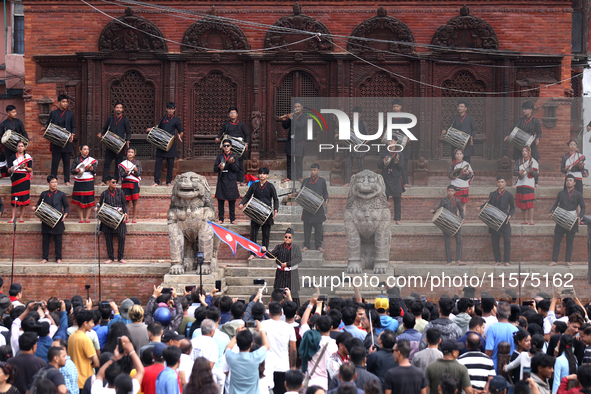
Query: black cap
440,340,464,352
489,376,510,392
162,330,185,343
9,283,22,293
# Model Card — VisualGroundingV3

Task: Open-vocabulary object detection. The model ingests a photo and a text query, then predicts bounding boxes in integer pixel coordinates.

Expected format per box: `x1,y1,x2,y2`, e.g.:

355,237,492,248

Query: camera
522,300,534,306
318,294,328,302
246,321,257,328
162,288,172,294
253,279,265,285
85,285,91,290
185,286,196,293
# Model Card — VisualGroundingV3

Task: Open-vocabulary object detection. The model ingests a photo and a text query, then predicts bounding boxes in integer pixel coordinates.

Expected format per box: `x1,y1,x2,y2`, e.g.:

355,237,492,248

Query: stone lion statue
167,172,220,275
343,170,392,274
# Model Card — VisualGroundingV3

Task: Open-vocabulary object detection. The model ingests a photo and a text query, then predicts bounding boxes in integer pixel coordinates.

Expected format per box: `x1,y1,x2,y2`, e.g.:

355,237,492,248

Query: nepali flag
208,221,267,258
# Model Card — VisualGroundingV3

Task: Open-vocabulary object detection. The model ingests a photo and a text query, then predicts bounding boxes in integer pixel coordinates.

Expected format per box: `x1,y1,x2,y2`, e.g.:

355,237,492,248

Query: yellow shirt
68,330,97,388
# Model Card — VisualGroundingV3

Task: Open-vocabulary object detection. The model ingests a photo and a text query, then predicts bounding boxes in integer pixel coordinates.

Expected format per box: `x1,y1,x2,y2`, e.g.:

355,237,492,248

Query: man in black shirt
301,163,329,252
33,175,69,264
43,94,75,185
431,185,464,266
442,100,477,163
39,346,68,394
216,106,250,185
7,331,47,394
384,338,429,394
97,102,131,185
478,177,515,266
0,104,28,167
96,175,128,264
239,167,278,260
151,102,184,186
367,329,398,384
549,174,586,267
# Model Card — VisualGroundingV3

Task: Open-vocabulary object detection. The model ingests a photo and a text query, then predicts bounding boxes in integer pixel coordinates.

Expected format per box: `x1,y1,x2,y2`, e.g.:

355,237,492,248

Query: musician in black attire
43,94,75,185
151,102,184,186
97,102,131,185
505,101,542,161
34,175,69,264
301,163,329,252
477,176,515,267
442,100,477,163
288,100,307,182
430,185,464,266
281,111,294,183
239,167,279,260
216,106,250,185
270,228,302,306
214,139,240,224
548,174,586,267
392,98,414,186
96,175,128,264
0,105,28,173
378,138,406,224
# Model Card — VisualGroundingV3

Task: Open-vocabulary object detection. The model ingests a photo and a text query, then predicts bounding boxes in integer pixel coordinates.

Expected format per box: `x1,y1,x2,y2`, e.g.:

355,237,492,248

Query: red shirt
141,364,165,394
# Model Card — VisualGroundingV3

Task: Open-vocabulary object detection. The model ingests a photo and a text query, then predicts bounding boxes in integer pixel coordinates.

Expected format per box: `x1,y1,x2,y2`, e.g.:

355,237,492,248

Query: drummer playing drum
98,102,130,185
477,177,515,267
42,94,75,186
430,185,465,266
33,175,69,264
0,104,28,177
216,106,250,186
300,163,329,252
548,174,586,267
239,167,279,260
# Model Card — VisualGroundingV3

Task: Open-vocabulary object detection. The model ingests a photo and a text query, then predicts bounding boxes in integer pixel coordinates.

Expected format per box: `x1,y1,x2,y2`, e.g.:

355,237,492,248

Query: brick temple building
19,0,589,179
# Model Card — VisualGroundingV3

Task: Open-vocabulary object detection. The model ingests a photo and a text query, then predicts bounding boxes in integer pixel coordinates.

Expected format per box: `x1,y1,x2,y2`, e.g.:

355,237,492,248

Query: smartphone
421,296,427,302
236,299,246,304
253,279,265,285
245,321,257,328
562,289,574,295
36,302,43,308
522,367,531,380
215,280,222,292
162,288,172,294
378,281,386,287
117,337,124,354
522,300,534,306
185,286,196,293
318,294,328,302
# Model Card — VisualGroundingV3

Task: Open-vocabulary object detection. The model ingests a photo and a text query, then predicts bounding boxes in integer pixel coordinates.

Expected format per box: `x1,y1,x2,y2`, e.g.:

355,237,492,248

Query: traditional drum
432,207,462,236
507,127,535,151
219,134,246,157
147,127,175,152
391,131,409,149
345,130,367,147
97,203,124,230
551,207,578,231
44,123,71,148
444,127,470,150
295,187,325,215
1,130,29,151
243,196,272,226
478,203,508,232
35,201,63,228
101,131,126,154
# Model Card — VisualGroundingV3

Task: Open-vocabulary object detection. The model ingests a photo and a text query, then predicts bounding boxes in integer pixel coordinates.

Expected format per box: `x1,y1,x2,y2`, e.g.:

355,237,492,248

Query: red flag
208,221,267,257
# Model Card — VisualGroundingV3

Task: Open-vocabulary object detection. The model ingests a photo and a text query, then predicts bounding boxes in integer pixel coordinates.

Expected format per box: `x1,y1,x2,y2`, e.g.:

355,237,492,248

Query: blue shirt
93,322,109,350
226,347,267,394
397,328,422,343
485,322,518,369
35,336,53,362
343,325,367,341
376,315,399,335
457,331,486,355
553,354,575,394
156,367,180,394
60,357,79,394
108,315,132,329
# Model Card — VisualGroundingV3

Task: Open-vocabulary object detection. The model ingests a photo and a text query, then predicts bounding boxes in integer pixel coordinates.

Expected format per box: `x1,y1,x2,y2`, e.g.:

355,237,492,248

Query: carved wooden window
359,71,404,155
441,71,486,157
110,70,156,158
193,71,237,158
274,71,319,145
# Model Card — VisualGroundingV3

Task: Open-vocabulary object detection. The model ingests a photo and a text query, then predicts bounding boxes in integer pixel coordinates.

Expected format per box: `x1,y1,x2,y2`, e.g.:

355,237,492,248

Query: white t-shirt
178,353,194,383
191,335,219,364
260,319,296,373
91,378,140,394
483,315,498,338
299,324,337,390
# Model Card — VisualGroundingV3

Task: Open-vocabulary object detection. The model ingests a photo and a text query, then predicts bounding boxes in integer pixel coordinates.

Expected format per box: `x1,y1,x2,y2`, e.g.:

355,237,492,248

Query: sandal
79,220,84,223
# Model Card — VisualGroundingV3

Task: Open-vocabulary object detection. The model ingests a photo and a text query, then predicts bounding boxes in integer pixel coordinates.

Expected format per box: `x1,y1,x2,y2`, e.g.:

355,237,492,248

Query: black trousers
389,196,402,221
294,155,303,180
491,233,511,263
51,151,71,182
102,151,124,183
402,147,410,184
42,233,63,260
444,231,462,263
154,156,175,185
250,221,272,250
286,154,292,180
304,221,323,249
236,156,245,183
218,199,236,222
273,372,286,394
552,225,577,262
105,232,125,261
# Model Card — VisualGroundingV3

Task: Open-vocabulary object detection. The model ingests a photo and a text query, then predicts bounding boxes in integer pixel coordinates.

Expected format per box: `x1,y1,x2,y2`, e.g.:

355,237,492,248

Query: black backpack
28,366,53,394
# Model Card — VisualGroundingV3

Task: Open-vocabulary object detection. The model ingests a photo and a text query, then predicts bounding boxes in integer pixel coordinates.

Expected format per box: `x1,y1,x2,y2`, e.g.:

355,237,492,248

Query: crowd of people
0,275,589,394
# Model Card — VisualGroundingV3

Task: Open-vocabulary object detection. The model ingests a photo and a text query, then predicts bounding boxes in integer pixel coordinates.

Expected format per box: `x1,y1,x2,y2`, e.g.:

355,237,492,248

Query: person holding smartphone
269,228,302,306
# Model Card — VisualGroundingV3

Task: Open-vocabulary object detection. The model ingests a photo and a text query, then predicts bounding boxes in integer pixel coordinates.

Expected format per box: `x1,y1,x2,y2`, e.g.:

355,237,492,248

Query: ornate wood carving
264,2,333,52
181,17,250,52
98,7,167,53
431,6,498,50
348,7,414,54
